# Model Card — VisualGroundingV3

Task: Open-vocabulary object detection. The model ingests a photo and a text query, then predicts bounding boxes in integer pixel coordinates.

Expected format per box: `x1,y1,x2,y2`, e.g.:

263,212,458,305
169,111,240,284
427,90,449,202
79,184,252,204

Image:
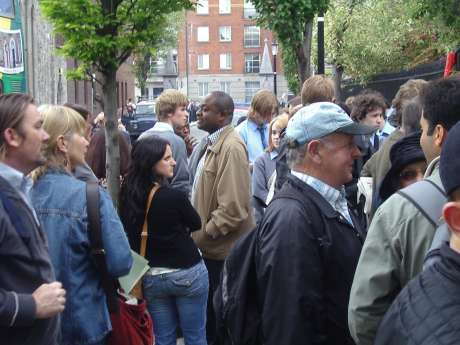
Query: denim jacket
31,168,132,345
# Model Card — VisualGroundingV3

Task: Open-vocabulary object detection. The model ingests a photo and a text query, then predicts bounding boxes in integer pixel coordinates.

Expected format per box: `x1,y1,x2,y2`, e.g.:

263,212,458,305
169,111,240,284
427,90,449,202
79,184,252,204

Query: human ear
443,201,460,236
3,128,22,148
435,124,447,148
56,135,68,153
307,140,322,164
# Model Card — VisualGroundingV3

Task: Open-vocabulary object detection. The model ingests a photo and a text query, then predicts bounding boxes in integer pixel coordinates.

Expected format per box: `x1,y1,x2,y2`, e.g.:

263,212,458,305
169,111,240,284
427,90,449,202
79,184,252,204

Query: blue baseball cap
286,102,375,145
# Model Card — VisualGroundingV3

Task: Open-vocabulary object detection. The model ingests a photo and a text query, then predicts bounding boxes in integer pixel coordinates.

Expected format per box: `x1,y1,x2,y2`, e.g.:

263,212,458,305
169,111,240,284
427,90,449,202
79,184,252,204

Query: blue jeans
143,261,209,345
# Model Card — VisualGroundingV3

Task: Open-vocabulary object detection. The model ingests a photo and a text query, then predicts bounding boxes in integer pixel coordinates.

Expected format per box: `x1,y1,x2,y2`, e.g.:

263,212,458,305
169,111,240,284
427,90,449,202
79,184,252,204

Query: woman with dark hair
378,131,427,203
120,135,208,345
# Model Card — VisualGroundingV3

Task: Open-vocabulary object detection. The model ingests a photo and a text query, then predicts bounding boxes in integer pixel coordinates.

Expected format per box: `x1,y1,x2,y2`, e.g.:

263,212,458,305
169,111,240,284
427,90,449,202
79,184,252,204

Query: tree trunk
296,20,313,84
102,68,121,208
332,63,343,102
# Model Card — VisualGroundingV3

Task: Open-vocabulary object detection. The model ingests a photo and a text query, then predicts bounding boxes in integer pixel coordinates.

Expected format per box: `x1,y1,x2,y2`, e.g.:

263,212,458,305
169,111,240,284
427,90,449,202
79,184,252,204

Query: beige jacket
192,126,255,260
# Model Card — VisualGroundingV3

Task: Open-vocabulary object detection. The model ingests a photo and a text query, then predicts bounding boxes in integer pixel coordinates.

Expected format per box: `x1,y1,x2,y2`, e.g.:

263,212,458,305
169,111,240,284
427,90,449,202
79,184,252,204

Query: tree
40,0,193,206
133,11,185,99
323,0,444,89
250,0,329,93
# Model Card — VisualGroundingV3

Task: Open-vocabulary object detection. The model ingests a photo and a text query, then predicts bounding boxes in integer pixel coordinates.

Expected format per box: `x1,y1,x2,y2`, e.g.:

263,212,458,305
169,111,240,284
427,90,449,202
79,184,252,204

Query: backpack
213,183,331,345
396,179,447,269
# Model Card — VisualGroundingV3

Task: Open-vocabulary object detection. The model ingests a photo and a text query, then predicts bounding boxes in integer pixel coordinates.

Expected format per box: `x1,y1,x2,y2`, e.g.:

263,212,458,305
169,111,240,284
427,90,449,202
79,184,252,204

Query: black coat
0,176,59,345
255,174,365,345
375,243,460,345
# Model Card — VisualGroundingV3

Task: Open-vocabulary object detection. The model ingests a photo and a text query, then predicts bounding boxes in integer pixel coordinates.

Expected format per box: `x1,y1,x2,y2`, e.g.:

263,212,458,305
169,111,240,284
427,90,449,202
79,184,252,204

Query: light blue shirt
0,162,38,221
236,119,269,164
291,170,353,225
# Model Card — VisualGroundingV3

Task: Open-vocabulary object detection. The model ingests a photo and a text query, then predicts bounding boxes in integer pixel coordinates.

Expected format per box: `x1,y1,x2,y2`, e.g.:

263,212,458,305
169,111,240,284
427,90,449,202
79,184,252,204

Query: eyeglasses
399,168,426,181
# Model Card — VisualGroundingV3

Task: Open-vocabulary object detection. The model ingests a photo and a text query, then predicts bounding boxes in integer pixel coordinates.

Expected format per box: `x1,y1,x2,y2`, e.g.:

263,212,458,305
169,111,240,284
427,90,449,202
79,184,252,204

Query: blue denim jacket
31,168,132,345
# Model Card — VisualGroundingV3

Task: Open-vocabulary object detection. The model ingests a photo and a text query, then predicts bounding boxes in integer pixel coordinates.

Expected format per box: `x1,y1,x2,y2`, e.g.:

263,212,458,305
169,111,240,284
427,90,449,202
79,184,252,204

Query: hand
32,282,66,319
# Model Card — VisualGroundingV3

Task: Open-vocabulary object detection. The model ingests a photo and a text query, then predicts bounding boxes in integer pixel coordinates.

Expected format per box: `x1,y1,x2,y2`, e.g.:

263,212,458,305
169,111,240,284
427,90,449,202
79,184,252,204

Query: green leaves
324,0,446,81
39,0,193,74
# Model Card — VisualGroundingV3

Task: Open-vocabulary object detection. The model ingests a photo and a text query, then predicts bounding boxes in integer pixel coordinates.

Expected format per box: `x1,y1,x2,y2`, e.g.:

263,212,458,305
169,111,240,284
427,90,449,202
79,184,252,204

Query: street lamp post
271,40,278,97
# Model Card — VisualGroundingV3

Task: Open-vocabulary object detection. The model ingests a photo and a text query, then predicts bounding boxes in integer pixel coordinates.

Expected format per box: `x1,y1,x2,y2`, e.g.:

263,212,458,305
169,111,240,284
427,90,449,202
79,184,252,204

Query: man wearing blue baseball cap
255,102,374,345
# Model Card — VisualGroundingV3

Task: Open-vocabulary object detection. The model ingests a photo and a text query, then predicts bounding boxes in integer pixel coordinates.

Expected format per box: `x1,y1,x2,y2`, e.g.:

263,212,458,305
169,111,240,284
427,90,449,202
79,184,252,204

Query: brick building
177,0,289,104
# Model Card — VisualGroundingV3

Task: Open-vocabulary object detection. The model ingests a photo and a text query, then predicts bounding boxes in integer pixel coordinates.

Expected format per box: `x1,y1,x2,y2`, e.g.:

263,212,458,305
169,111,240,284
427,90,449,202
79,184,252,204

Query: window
219,0,231,14
220,53,232,70
220,81,231,93
0,0,14,18
219,26,232,42
243,0,257,19
196,0,208,14
245,81,260,103
244,26,260,47
197,54,209,70
199,82,209,97
197,26,209,42
244,53,260,73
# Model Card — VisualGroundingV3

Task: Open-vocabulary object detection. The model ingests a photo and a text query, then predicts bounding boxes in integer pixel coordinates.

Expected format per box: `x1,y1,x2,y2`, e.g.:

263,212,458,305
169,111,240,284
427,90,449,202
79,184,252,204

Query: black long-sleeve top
128,186,202,269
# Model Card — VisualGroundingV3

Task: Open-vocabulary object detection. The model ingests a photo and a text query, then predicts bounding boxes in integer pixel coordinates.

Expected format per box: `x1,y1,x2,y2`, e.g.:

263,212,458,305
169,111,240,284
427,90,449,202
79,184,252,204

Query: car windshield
136,104,155,116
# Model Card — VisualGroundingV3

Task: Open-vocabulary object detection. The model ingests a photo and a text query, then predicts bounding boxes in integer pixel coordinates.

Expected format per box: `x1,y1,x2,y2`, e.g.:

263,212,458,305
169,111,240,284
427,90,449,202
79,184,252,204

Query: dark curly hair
420,75,460,135
350,90,387,122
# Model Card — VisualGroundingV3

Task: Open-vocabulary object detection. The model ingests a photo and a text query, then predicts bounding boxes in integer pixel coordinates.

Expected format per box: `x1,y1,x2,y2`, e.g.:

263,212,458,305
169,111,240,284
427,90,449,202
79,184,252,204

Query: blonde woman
30,105,132,345
252,113,289,223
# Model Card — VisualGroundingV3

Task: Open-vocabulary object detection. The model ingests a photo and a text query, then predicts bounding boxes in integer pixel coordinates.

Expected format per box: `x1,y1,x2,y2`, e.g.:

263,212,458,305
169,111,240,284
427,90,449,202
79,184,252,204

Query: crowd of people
1,73,460,345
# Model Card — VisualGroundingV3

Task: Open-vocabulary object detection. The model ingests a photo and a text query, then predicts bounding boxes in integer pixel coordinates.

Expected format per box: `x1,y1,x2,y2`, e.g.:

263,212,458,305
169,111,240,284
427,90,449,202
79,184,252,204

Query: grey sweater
139,122,190,195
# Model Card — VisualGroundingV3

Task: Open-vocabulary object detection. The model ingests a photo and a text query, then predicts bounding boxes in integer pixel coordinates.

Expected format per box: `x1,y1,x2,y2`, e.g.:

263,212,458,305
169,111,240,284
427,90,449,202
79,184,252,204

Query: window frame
244,53,260,73
243,25,260,48
197,26,209,42
197,54,210,70
219,0,231,14
219,53,232,70
196,0,209,15
219,26,232,42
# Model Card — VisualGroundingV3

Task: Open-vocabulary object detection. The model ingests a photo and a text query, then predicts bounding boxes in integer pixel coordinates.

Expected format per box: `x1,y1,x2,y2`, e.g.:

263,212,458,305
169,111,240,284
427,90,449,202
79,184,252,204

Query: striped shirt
191,126,228,205
291,170,353,225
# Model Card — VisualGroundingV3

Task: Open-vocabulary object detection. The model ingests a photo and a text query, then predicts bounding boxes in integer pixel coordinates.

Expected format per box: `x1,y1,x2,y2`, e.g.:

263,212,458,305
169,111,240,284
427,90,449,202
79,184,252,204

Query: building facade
176,0,289,104
21,0,135,114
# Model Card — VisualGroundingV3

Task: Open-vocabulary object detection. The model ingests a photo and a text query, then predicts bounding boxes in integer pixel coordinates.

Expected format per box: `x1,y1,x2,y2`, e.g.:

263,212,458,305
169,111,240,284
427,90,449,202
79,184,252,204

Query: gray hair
286,140,309,169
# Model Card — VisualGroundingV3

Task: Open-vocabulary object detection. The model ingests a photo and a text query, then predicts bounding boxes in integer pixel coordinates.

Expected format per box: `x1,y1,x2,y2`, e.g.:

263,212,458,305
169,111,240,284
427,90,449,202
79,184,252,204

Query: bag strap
397,179,446,227
86,182,119,313
139,183,160,258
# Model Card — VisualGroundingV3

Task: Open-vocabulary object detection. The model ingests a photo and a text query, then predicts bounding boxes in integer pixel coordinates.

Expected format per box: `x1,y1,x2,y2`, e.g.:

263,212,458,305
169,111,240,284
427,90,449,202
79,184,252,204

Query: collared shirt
138,121,174,140
291,170,353,225
191,126,228,205
0,162,38,222
236,119,269,164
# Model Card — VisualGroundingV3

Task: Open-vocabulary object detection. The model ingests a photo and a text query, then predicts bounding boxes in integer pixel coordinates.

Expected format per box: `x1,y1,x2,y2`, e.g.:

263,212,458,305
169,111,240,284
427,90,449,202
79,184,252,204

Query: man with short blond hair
140,89,190,194
300,74,335,105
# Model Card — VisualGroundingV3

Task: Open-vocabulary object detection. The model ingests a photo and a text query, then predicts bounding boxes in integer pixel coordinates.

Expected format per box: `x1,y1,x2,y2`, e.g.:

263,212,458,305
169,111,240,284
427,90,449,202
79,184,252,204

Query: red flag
444,52,456,77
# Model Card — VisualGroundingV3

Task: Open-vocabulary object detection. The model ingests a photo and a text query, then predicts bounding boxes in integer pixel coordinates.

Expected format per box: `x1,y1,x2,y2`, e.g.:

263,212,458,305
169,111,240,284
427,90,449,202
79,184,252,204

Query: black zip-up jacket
375,243,460,345
0,176,59,345
255,174,365,345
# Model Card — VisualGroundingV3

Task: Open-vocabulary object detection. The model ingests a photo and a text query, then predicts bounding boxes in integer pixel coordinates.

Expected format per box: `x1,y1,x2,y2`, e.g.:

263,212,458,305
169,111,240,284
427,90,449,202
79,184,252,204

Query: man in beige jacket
191,91,255,345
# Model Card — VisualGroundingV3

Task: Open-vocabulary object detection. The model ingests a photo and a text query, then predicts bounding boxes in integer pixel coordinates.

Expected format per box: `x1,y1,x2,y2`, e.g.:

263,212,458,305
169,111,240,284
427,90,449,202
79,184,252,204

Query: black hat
379,131,426,201
440,121,460,197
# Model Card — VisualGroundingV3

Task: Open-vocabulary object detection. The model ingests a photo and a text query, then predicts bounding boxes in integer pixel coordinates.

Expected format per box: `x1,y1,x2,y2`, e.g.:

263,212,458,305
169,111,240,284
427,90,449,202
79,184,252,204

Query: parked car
232,105,250,126
122,100,156,140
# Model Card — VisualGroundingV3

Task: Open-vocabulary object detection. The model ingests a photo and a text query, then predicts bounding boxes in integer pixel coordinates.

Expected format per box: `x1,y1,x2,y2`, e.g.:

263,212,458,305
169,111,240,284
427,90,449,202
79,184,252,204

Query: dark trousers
203,257,224,345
